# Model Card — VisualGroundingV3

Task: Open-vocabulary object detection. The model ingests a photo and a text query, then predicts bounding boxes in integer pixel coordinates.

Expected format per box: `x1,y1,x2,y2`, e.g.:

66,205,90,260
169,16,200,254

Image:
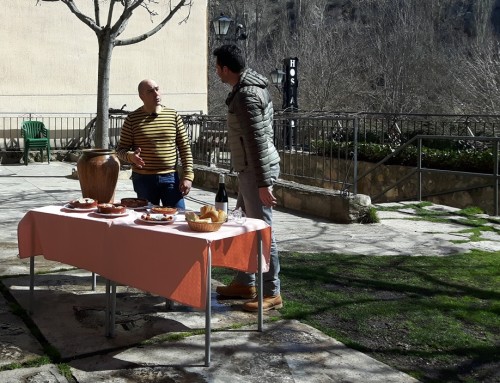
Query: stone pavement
1,161,499,382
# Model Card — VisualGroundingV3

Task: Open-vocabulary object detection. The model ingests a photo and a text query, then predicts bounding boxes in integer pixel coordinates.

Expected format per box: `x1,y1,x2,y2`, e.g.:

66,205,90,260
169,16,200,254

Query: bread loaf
200,205,215,215
217,210,227,222
200,210,219,222
185,205,227,223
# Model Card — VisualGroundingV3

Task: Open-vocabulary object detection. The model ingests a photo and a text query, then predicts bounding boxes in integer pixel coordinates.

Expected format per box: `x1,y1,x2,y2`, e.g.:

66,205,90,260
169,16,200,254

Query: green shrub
310,140,496,174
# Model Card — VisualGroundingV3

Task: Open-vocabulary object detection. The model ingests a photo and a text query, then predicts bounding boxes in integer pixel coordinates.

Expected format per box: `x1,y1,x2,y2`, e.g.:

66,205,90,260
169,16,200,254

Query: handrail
356,135,500,215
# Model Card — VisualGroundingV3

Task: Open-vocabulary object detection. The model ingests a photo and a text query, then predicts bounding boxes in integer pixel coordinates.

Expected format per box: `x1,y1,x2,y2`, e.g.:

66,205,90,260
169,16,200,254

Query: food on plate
96,203,126,214
140,213,174,222
185,205,227,223
68,198,97,209
121,198,148,208
151,206,178,215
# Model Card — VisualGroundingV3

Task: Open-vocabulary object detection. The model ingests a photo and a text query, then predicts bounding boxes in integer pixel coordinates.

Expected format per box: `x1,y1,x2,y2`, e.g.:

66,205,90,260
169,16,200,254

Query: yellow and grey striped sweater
116,106,194,181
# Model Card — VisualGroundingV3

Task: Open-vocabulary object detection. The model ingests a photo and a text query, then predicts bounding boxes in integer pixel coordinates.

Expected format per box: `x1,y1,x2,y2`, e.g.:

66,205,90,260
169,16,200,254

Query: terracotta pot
77,149,120,203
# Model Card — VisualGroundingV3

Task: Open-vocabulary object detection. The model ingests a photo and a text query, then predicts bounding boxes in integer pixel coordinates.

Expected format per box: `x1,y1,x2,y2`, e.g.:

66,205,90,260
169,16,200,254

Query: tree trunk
95,30,114,149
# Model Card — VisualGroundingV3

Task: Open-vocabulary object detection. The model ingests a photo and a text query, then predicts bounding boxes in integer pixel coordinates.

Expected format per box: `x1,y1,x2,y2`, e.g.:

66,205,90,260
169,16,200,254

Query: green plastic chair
21,121,50,165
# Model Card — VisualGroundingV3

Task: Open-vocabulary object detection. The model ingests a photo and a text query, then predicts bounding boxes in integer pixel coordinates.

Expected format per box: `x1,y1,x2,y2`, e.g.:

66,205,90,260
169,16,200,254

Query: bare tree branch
106,0,116,29
109,0,147,39
115,0,192,46
59,0,101,33
93,0,100,26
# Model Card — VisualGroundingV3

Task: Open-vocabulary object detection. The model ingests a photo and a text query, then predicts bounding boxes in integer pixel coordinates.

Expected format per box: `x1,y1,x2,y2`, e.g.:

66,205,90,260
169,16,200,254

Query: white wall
0,0,207,114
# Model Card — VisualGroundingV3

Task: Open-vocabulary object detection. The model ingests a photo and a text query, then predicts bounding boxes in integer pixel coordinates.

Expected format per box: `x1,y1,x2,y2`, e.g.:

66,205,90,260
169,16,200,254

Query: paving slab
0,293,44,366
68,320,419,383
0,365,71,383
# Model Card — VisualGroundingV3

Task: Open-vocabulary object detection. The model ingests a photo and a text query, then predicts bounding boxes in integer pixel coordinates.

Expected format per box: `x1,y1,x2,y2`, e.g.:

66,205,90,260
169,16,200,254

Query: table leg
257,231,263,331
205,246,212,367
29,256,34,315
110,282,116,337
105,280,117,338
105,280,110,336
165,298,175,310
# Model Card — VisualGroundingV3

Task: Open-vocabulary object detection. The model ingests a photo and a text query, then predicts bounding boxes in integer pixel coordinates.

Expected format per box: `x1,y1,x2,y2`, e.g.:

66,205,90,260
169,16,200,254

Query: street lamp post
270,69,285,91
212,13,247,42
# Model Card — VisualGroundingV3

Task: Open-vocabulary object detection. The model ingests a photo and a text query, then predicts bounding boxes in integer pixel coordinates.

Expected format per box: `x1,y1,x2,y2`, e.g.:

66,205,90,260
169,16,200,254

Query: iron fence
0,113,96,151
2,111,500,192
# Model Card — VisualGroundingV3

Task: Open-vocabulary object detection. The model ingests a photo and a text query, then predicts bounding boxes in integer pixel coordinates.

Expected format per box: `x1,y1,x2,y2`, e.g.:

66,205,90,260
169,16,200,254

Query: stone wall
193,165,372,224
279,153,499,215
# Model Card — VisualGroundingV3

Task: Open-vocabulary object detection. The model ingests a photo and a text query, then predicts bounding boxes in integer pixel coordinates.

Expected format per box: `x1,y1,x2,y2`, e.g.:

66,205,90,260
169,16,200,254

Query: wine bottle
215,173,228,216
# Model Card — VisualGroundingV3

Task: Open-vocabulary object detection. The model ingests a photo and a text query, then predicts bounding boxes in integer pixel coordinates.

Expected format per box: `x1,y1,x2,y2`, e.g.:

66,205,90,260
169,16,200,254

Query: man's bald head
138,79,162,112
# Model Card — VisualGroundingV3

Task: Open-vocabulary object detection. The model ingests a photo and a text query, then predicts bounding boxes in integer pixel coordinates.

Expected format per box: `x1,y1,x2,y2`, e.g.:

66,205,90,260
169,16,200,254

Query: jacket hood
226,68,269,106
238,68,269,89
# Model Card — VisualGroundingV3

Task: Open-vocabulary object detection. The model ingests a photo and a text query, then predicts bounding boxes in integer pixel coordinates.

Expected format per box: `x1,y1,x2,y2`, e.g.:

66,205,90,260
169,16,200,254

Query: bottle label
215,202,228,215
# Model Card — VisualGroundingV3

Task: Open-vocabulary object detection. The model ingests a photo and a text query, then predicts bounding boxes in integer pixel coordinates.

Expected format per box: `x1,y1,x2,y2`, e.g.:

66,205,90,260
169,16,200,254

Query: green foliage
359,206,379,223
57,364,73,380
310,140,496,173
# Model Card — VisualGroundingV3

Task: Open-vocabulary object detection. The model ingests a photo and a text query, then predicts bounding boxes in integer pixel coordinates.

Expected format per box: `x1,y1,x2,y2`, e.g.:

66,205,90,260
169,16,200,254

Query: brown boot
216,281,257,299
243,295,283,312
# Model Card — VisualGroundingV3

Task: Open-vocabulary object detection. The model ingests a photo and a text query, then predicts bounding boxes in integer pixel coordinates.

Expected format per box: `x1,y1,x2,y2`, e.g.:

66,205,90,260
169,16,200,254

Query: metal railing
2,111,500,214
0,110,202,151
0,113,96,151
356,135,500,215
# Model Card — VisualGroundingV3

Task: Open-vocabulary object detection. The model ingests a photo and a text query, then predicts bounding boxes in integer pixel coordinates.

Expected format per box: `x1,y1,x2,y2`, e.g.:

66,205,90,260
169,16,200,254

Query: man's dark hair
213,44,246,73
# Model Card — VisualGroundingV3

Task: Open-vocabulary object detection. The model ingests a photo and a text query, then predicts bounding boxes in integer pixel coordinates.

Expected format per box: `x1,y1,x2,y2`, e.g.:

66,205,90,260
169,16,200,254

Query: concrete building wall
0,0,207,115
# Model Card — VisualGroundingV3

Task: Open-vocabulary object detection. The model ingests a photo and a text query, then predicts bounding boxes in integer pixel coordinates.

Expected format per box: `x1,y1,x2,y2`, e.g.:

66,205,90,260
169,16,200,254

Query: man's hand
131,148,145,168
180,179,192,196
259,186,277,208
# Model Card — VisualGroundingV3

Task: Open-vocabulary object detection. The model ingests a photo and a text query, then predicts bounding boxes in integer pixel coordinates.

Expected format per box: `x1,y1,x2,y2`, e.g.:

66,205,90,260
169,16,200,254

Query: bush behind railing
310,140,496,174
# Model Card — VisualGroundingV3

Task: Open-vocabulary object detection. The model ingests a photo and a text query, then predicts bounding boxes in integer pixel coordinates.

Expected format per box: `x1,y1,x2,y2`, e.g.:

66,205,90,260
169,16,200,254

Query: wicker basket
187,220,224,232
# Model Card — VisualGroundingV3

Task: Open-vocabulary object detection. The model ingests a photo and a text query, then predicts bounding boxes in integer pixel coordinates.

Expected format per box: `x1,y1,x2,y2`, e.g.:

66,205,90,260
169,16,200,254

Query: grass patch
280,250,499,383
214,249,500,382
361,206,380,224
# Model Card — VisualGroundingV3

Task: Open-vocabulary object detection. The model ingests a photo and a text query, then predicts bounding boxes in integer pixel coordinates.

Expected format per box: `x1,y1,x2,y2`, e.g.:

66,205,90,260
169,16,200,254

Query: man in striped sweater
116,79,194,208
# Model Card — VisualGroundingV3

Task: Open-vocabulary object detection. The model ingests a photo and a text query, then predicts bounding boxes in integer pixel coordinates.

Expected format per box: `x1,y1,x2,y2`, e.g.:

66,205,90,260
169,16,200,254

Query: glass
228,207,246,225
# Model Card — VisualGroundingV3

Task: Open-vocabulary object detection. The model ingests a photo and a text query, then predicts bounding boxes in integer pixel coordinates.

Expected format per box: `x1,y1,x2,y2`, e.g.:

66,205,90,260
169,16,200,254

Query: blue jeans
131,172,185,209
233,163,280,296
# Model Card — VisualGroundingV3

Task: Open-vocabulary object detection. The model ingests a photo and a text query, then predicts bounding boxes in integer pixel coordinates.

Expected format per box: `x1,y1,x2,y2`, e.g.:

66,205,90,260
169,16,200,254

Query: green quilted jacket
225,68,280,187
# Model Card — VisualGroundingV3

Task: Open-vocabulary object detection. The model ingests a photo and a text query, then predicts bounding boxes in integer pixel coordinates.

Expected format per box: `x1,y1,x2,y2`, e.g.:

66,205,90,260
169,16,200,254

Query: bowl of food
151,206,178,215
96,203,127,215
139,212,176,224
121,197,149,209
68,198,97,209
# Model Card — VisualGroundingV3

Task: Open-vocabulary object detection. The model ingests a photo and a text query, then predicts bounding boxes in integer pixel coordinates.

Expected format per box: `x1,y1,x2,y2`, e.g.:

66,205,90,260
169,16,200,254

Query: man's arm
116,116,145,169
175,113,195,182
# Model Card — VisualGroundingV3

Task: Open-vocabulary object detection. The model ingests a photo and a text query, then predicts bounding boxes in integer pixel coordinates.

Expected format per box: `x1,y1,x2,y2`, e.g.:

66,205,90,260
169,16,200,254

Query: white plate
138,214,176,224
148,208,179,215
62,204,96,212
93,211,130,218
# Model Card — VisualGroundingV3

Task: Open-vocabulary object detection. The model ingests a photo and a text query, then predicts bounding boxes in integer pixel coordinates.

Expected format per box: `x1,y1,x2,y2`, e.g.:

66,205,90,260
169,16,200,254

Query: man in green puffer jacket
213,44,282,312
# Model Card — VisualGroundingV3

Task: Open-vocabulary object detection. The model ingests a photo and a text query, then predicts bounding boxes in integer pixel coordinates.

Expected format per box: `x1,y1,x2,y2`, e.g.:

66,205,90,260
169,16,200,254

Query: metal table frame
28,231,264,367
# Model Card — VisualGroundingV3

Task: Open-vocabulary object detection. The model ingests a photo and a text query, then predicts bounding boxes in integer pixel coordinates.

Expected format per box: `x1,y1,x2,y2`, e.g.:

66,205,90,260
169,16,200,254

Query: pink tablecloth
18,206,271,309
